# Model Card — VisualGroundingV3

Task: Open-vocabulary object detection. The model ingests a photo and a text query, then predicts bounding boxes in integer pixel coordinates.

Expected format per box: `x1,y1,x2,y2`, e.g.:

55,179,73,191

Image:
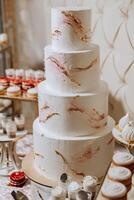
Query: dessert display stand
0,130,27,176
0,93,38,118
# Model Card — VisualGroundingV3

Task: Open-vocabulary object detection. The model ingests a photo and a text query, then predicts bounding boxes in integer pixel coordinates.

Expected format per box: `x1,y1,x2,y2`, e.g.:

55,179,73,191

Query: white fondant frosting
38,81,108,137
101,180,127,198
113,152,134,166
122,122,134,142
51,7,91,51
33,117,115,181
45,44,100,93
108,166,132,181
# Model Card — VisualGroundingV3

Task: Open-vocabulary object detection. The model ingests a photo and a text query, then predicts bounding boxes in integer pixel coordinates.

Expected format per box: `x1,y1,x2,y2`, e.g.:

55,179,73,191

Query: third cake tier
38,81,108,137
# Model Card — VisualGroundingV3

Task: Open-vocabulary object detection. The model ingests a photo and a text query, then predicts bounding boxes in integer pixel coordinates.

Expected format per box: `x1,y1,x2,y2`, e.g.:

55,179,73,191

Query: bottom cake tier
33,117,115,181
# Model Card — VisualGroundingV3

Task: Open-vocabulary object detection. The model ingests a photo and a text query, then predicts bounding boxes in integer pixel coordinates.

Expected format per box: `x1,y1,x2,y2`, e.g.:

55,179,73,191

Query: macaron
7,86,21,97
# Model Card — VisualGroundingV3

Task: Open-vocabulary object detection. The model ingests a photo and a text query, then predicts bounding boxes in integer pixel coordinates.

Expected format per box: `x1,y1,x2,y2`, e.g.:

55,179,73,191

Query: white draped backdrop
15,0,134,122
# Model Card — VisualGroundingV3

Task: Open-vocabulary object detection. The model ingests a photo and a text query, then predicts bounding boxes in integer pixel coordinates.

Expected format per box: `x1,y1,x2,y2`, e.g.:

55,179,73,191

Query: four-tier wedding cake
33,7,115,182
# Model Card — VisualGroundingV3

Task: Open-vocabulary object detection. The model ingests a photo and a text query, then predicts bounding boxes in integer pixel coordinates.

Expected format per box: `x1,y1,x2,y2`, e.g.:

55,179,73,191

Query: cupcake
0,85,6,95
76,190,92,200
7,86,21,97
49,186,66,200
108,166,132,187
27,87,37,99
83,176,98,194
14,114,25,131
6,120,17,138
112,152,134,172
15,69,24,79
22,80,34,91
68,182,82,199
35,70,44,81
0,77,9,88
25,69,35,80
5,68,15,79
122,122,134,143
101,180,127,200
10,78,22,87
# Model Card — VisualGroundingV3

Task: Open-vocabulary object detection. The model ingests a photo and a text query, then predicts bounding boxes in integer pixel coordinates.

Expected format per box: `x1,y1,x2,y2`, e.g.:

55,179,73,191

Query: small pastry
14,114,25,131
112,152,134,172
122,122,134,143
108,166,132,187
10,78,22,87
6,120,17,138
25,69,35,80
49,186,66,200
0,77,9,88
118,113,130,131
101,180,127,200
27,87,37,98
83,176,98,193
15,69,24,79
0,85,6,95
9,171,27,187
59,173,71,195
35,70,44,81
22,80,34,91
5,68,15,79
76,190,92,200
7,86,21,97
68,181,82,199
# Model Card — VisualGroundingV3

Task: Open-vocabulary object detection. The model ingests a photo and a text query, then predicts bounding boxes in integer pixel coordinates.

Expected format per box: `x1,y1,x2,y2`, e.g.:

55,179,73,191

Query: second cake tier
38,81,108,137
45,44,100,93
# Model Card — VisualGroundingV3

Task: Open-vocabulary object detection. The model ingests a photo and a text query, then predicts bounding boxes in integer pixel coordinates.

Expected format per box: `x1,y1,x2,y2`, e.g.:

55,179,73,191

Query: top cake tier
52,7,91,51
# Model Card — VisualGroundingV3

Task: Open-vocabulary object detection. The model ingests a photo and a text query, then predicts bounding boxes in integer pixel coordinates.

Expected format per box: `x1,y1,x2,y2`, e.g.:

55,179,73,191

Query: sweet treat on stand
68,181,82,199
122,122,134,143
101,180,127,200
108,166,132,187
7,86,21,97
26,87,38,98
25,69,35,80
5,68,15,79
0,85,6,95
127,174,134,200
14,114,25,131
76,190,92,200
0,77,9,88
9,171,27,187
6,120,17,138
112,152,134,173
83,176,98,194
33,7,115,185
118,113,130,131
22,80,34,91
15,69,24,79
9,78,22,87
35,70,44,81
49,186,66,200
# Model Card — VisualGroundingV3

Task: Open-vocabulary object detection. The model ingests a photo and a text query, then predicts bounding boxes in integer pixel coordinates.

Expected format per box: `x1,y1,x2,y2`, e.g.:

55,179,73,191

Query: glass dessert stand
0,130,27,176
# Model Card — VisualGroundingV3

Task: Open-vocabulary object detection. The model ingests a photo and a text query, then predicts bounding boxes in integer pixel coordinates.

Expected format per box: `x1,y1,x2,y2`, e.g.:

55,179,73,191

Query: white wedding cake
33,7,115,182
